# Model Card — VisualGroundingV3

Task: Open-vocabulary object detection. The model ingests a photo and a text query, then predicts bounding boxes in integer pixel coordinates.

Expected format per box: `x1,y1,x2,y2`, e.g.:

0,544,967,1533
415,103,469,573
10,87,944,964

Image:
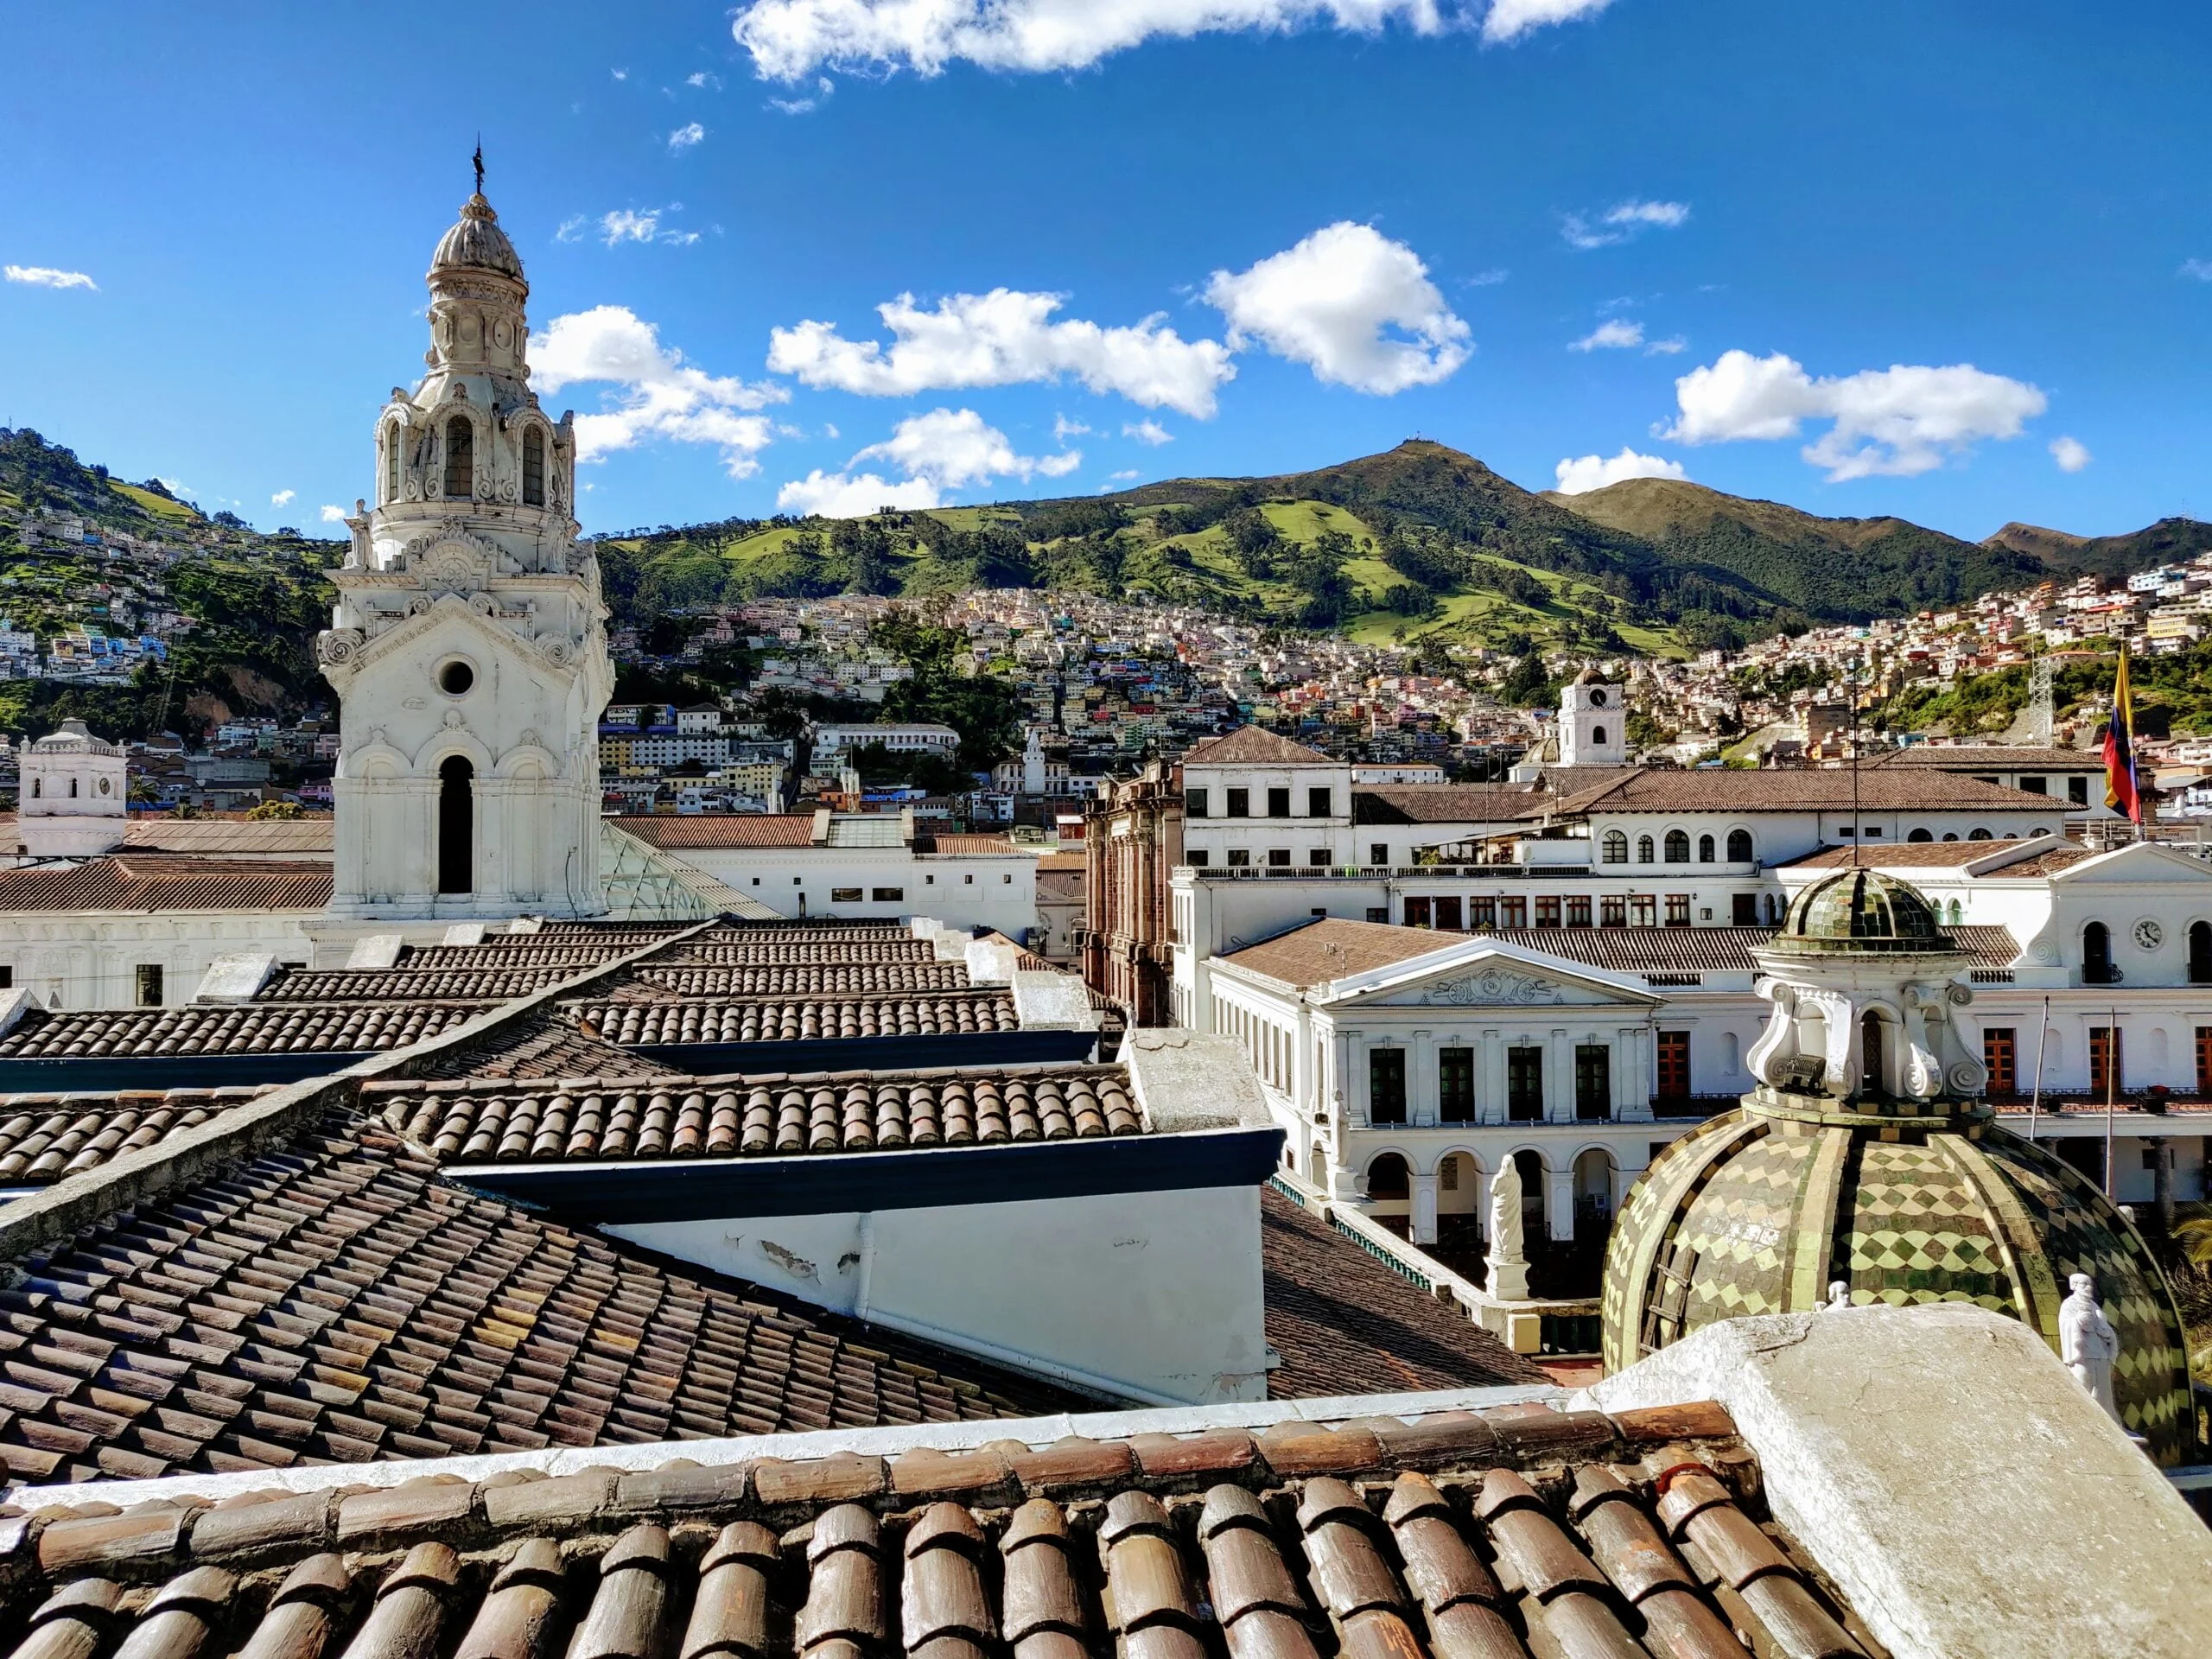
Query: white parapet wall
607,1173,1270,1407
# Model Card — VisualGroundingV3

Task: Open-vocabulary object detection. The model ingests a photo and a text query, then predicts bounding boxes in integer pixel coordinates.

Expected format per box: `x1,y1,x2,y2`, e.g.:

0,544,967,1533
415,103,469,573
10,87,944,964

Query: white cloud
734,2,1479,80
3,264,96,290
1569,318,1643,352
1110,468,1142,480
778,471,944,517
1465,267,1510,286
1053,414,1094,440
1661,348,2048,480
686,71,723,88
1482,0,1611,41
1645,335,1686,355
270,489,296,507
156,477,194,498
2050,435,2092,473
1562,199,1690,250
769,289,1235,416
320,504,348,524
2182,258,2212,282
611,67,630,79
1204,221,1470,394
556,215,588,243
780,407,1080,516
531,305,789,477
1124,419,1173,445
598,207,698,247
771,75,836,113
854,407,1077,486
669,122,707,150
1553,448,1686,494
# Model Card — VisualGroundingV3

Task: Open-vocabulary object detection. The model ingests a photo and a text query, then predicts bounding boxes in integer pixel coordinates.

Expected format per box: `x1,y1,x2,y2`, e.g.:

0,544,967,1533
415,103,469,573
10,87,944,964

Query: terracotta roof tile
0,1399,1871,1659
917,834,1021,855
0,858,333,913
626,962,976,995
0,1090,267,1184
1182,728,1337,766
0,1114,1070,1485
1872,746,2104,769
260,965,587,1002
1353,785,1551,825
0,1002,491,1059
1221,918,2018,986
1783,837,2087,872
569,991,1020,1046
616,816,819,849
1260,1192,1548,1396
369,1064,1143,1162
1558,767,2069,816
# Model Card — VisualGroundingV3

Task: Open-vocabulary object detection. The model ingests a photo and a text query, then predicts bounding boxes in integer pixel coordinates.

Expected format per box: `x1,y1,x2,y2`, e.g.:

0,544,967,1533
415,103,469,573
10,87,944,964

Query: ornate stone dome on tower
1600,864,2197,1463
430,193,524,279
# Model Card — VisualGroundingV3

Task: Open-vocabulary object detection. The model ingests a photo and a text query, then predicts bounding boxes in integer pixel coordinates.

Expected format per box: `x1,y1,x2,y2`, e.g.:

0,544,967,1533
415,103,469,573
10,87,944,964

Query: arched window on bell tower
384,427,399,504
438,757,474,895
523,427,545,507
442,416,474,501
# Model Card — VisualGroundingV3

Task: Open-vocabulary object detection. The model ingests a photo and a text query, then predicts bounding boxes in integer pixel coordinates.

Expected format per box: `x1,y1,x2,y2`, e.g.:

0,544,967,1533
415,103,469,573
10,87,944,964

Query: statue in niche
2058,1273,2120,1422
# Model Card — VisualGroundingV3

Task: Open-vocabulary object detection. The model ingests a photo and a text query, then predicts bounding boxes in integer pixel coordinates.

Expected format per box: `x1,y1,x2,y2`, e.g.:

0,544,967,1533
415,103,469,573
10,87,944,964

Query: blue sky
1,1,2208,543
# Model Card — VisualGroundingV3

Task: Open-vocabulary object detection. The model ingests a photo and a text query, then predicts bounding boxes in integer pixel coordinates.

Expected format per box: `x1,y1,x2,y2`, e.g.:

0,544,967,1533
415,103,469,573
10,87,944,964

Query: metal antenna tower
2029,653,2055,748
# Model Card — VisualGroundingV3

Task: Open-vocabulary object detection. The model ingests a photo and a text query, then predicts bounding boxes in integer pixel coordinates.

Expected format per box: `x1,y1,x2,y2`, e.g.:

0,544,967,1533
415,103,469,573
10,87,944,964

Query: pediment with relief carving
1357,961,1642,1008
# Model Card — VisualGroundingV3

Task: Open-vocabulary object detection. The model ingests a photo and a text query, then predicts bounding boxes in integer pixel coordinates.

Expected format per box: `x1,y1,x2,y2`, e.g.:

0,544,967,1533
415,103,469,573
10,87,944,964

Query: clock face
2133,918,2163,950
1590,689,1608,707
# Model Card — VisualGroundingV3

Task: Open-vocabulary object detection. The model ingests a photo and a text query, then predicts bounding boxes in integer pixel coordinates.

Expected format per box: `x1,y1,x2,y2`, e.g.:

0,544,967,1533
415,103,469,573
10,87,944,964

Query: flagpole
2028,994,2049,1143
2104,1005,2118,1195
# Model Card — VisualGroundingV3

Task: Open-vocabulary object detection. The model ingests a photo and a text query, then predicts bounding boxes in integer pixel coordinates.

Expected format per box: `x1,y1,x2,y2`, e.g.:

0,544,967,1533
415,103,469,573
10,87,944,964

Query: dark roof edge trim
0,917,727,1264
451,1124,1286,1224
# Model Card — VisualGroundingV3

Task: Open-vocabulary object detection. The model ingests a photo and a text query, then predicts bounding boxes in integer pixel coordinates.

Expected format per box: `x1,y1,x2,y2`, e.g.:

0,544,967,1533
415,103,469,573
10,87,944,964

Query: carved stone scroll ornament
538,634,575,667
1745,979,1800,1089
315,628,364,669
1417,968,1564,1007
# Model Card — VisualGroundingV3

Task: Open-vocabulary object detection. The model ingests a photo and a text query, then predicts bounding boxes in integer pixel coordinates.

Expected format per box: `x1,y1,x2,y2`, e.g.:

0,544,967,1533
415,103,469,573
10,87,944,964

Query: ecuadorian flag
2103,649,2141,824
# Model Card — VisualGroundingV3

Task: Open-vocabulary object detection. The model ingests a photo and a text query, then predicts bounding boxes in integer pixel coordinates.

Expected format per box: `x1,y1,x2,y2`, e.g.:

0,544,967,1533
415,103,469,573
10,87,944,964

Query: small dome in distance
1770,866,1955,955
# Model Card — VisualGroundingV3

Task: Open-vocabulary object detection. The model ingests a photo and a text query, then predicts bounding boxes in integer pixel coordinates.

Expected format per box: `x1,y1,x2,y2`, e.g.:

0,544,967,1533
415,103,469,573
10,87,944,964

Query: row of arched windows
1600,828,1755,866
379,418,548,508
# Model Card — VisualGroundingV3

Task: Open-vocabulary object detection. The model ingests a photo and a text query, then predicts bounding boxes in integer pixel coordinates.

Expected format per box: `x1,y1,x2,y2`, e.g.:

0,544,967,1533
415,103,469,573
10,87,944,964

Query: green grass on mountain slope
0,427,339,740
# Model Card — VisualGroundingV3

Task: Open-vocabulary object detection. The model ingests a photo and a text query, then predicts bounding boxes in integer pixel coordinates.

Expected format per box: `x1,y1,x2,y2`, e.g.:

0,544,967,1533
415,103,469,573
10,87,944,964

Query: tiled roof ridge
361,1058,1127,1102
0,1398,1746,1572
0,918,731,1268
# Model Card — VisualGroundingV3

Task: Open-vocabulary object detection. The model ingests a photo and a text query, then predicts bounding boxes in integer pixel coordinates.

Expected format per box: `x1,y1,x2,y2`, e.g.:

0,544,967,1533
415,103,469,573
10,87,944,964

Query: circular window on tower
98,777,111,796
436,658,476,696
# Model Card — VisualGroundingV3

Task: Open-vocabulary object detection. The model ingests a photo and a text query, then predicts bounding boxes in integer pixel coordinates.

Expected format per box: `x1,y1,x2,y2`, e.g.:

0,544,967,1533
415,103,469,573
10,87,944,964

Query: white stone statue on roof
2058,1272,2120,1422
1486,1159,1529,1301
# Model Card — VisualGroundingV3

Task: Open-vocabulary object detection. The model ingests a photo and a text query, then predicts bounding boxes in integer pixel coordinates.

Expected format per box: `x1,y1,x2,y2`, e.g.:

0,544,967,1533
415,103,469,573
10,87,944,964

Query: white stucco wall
608,1182,1269,1406
0,909,320,1008
672,845,1038,934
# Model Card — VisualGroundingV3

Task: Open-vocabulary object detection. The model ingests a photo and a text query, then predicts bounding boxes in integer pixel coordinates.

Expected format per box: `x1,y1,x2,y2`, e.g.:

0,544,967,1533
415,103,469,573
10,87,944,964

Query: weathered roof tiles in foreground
0,1397,1877,1659
0,1112,1071,1486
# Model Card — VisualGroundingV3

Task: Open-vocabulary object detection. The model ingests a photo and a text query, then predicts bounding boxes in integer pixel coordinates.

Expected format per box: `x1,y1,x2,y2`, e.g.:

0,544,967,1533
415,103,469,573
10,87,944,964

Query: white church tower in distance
320,166,611,920
1558,668,1628,768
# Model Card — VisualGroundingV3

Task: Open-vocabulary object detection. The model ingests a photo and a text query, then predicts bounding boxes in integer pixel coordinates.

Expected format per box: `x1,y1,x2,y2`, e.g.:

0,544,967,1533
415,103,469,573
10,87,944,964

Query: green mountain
606,440,2200,658
0,427,338,740
1981,516,2212,583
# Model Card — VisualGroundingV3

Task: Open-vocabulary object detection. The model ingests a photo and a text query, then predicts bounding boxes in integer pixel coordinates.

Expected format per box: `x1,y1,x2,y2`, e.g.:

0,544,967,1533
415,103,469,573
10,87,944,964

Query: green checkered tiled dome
1770,866,1957,954
1601,1109,2197,1464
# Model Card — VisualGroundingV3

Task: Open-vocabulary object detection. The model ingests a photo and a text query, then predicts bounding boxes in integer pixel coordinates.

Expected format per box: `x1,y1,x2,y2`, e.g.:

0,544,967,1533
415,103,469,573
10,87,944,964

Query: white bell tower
1559,669,1627,767
319,165,611,919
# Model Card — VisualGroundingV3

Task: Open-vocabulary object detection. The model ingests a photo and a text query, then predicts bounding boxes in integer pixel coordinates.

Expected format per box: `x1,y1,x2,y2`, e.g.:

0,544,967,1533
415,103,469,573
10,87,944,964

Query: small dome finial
473,138,484,199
